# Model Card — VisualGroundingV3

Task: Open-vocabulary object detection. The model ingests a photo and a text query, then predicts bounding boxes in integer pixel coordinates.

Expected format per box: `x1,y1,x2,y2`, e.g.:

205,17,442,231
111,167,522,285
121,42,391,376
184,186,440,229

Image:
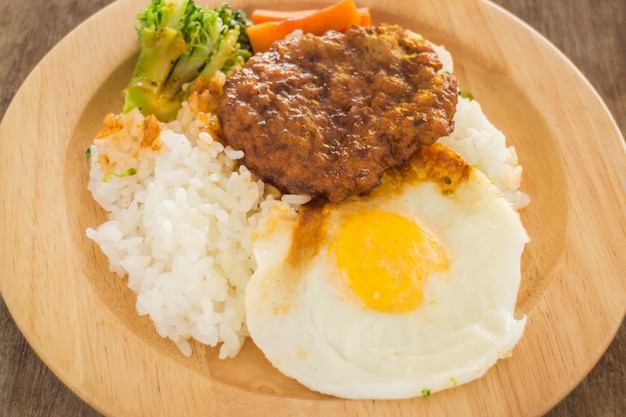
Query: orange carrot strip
250,9,315,24
251,6,371,27
246,0,361,53
357,7,371,26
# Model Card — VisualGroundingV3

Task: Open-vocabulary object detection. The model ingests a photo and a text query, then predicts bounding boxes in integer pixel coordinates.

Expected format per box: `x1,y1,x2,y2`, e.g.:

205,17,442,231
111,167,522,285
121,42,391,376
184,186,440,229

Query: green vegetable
123,0,253,121
421,388,431,397
458,90,475,101
85,147,91,160
103,167,138,182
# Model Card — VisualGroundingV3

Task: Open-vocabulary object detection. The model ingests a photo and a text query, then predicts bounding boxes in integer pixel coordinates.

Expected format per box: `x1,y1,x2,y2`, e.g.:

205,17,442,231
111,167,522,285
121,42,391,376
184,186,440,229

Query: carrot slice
246,0,361,53
357,7,371,26
251,6,371,27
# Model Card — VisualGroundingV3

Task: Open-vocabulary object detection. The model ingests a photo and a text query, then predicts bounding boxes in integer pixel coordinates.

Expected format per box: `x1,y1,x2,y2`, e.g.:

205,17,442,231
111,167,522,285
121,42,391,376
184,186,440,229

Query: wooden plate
1,0,624,416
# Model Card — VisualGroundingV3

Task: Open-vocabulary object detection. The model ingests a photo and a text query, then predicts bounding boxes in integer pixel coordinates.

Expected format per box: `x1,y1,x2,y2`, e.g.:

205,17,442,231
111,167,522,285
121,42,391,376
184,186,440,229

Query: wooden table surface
0,0,624,416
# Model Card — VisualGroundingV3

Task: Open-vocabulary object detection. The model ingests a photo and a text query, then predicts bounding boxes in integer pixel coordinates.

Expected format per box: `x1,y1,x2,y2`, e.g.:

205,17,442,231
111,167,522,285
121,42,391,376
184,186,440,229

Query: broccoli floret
123,0,252,121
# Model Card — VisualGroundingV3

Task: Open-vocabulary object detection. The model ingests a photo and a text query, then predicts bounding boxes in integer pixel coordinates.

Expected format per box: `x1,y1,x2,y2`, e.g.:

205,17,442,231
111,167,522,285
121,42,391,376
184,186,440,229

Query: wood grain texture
0,0,624,416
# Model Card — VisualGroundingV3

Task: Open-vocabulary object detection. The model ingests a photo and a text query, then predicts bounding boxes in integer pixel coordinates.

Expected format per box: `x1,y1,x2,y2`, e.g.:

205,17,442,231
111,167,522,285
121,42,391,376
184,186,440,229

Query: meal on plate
86,0,530,400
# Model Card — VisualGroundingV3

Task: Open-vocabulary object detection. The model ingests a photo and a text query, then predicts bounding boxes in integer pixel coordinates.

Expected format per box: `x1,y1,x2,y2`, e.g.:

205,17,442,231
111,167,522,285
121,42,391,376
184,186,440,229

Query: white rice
86,105,305,358
441,97,530,211
434,42,530,210
86,52,528,358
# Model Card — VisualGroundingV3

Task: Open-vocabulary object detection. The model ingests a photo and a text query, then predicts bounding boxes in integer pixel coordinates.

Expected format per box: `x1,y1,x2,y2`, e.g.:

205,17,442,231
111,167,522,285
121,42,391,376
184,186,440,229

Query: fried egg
245,144,528,399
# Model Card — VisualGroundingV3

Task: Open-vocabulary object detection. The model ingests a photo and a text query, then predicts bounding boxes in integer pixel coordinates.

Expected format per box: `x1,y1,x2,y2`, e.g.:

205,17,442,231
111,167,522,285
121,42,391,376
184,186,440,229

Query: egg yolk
335,209,448,313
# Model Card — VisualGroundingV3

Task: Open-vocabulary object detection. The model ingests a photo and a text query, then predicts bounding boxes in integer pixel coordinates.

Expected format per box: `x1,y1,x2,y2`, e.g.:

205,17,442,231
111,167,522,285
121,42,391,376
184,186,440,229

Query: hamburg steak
217,24,458,202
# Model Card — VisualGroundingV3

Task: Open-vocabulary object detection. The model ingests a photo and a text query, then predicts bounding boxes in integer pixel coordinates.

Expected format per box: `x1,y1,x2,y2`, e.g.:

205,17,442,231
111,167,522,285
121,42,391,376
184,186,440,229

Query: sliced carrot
251,6,371,27
357,7,371,26
246,0,361,53
250,9,316,24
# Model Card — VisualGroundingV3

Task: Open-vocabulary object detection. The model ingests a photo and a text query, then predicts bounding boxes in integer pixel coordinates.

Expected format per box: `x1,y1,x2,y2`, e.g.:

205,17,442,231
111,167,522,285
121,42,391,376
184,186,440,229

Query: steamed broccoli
122,0,252,121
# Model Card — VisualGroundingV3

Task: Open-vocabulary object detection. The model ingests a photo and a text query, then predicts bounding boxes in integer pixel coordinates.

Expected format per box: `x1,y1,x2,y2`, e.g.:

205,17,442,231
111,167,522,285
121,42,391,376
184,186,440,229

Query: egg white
245,163,528,399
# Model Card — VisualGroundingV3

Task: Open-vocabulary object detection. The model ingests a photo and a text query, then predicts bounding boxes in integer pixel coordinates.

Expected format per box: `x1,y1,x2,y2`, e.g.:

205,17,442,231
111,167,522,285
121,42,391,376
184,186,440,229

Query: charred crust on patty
218,24,458,202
